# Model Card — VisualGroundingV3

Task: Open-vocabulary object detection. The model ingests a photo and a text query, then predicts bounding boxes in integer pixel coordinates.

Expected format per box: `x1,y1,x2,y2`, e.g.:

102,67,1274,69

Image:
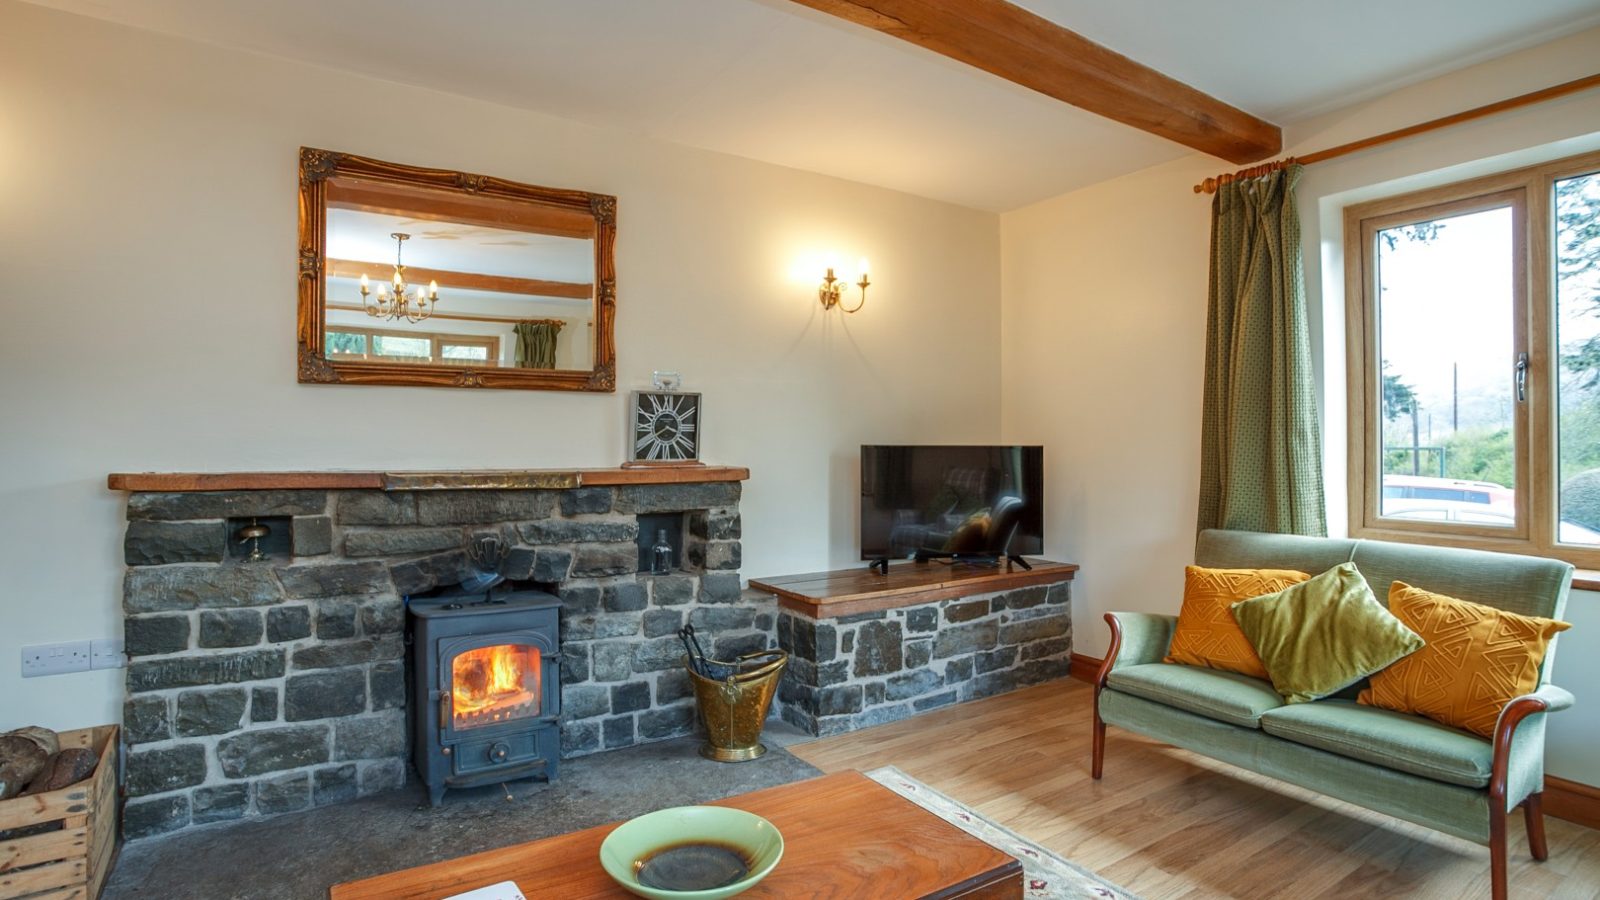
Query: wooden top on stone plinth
750,559,1078,619
106,466,750,492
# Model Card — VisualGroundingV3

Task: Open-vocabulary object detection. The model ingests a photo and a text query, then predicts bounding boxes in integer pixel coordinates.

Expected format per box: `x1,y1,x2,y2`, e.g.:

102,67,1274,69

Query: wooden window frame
1344,148,1600,568
325,326,501,368
436,335,499,367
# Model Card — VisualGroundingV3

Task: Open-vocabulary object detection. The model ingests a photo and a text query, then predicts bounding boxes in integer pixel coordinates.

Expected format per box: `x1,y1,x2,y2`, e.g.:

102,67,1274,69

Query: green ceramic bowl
598,806,784,900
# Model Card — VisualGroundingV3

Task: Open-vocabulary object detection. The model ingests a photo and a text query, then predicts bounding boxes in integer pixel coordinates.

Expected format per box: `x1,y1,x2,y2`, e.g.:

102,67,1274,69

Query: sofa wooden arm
1487,684,1573,898
1490,684,1573,802
1091,612,1177,779
1093,611,1177,690
1093,614,1122,693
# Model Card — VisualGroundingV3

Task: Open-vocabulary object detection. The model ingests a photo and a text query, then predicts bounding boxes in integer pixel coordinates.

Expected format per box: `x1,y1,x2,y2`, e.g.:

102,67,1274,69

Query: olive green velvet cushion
1231,562,1424,704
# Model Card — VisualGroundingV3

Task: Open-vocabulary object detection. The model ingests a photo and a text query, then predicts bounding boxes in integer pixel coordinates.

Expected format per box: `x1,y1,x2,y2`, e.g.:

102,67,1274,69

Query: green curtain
513,320,562,370
1197,165,1326,536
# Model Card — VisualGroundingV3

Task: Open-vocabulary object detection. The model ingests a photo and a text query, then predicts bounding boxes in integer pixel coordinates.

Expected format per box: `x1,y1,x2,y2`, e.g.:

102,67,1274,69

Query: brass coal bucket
685,650,789,762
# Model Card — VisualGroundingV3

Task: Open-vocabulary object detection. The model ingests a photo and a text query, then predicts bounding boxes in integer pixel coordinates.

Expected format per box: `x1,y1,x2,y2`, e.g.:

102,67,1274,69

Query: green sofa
1092,529,1574,900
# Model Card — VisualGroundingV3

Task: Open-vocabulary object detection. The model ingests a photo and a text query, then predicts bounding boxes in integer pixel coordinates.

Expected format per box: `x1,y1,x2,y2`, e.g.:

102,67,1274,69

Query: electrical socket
21,640,94,677
91,638,126,670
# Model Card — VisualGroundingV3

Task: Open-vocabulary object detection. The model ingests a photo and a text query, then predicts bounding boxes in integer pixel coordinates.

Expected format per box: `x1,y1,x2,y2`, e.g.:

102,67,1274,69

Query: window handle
1515,352,1529,403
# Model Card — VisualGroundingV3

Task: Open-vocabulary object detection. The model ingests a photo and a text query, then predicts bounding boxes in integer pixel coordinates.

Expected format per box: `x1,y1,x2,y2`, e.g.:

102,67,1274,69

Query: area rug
865,766,1140,900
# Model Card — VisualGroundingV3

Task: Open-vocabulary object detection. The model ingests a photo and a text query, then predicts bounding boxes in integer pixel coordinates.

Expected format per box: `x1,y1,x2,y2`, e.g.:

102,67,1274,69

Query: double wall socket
21,639,125,677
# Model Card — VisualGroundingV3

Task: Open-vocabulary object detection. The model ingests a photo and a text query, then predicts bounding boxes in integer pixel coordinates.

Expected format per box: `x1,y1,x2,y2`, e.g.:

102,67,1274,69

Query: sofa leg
1525,792,1549,861
1091,713,1105,780
1490,803,1508,900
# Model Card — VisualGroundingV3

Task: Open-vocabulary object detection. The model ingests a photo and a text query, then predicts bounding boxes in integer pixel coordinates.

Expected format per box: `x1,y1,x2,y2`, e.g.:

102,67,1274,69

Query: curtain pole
1193,72,1600,195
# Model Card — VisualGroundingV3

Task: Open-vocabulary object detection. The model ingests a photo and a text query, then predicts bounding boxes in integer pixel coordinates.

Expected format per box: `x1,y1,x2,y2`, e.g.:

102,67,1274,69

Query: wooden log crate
0,726,119,900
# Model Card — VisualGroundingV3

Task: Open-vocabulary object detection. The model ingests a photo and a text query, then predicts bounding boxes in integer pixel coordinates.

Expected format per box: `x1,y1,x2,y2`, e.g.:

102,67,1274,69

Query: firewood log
23,747,98,794
0,736,49,800
10,726,59,757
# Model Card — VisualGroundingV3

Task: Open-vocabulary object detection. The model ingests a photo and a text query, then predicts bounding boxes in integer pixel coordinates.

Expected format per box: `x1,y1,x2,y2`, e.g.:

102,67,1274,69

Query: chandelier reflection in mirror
360,232,440,323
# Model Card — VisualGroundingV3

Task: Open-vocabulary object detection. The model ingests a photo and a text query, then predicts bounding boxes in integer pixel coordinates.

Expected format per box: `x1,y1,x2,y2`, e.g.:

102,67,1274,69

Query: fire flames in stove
452,644,542,729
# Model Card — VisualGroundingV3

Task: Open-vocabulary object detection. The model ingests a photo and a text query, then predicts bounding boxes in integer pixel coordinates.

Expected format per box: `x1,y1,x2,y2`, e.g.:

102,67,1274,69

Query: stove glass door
450,643,543,730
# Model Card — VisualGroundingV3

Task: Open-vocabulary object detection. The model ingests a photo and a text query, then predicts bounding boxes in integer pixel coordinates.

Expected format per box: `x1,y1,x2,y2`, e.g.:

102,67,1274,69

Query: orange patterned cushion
1165,566,1311,680
1358,583,1570,737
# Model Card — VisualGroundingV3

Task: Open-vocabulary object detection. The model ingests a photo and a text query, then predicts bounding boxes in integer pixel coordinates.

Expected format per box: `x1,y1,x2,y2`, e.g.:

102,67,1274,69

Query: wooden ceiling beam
326,178,597,240
787,0,1281,163
326,258,594,300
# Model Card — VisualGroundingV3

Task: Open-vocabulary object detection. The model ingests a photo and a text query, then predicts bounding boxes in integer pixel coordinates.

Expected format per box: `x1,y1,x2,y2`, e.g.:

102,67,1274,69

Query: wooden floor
790,679,1600,900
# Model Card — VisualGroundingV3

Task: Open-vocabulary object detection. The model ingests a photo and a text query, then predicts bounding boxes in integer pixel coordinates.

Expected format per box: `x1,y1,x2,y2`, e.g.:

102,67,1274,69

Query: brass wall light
819,259,871,313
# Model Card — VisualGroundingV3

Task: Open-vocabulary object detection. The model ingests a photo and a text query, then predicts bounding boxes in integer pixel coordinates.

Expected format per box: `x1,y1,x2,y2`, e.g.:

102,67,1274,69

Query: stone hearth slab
103,724,818,900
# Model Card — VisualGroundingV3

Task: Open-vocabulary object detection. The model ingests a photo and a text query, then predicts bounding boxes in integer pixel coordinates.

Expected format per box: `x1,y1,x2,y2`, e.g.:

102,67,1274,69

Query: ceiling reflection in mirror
323,178,595,372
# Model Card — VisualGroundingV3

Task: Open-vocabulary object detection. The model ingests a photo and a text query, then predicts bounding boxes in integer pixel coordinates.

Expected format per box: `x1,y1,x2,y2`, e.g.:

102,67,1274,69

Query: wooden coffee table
329,770,1022,899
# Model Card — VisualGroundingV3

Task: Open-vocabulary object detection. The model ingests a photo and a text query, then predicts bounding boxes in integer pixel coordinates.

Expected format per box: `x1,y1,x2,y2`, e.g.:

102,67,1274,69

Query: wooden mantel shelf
751,558,1078,619
106,466,750,493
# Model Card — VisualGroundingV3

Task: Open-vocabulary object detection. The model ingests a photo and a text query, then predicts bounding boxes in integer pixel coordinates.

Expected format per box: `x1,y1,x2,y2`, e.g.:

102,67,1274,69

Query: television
860,445,1043,571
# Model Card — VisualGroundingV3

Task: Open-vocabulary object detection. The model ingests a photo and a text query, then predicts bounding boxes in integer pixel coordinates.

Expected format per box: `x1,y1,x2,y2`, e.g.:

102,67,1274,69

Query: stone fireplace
113,469,765,839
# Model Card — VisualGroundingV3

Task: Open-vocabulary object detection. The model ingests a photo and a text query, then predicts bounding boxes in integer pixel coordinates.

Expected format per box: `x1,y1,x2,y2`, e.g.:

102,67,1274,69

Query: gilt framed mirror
297,147,616,391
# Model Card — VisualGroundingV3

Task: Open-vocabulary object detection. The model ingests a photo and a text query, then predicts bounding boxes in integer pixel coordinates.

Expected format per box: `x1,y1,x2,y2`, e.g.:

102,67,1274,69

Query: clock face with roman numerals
631,391,701,462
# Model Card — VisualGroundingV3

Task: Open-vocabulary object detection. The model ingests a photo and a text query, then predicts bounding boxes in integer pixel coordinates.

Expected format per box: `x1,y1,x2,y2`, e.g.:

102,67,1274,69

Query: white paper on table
441,881,527,900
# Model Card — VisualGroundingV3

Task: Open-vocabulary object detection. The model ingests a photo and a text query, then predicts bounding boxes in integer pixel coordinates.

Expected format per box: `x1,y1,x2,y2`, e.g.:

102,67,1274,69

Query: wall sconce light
819,259,871,313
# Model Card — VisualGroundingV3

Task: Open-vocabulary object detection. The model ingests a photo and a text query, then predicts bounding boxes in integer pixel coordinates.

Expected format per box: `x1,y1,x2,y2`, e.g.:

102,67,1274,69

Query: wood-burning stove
409,584,562,806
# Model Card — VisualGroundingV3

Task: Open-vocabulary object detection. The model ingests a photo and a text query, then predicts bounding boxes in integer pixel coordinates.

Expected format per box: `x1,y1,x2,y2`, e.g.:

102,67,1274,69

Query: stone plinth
764,569,1074,736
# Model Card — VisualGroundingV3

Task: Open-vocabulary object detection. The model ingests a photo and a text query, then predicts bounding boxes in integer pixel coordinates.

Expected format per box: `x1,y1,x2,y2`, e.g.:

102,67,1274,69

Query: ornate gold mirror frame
297,147,617,391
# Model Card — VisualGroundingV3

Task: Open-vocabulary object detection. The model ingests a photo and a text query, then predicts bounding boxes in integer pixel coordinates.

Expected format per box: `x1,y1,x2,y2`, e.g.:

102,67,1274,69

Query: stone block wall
118,481,758,839
774,581,1072,736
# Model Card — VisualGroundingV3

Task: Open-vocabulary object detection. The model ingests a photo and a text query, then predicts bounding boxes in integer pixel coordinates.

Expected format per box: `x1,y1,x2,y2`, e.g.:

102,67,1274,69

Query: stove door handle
437,691,452,732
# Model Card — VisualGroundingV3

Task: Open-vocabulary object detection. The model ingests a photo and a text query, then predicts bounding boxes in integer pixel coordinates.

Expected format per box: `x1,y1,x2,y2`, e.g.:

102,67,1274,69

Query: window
440,341,492,364
325,328,500,367
1346,150,1600,566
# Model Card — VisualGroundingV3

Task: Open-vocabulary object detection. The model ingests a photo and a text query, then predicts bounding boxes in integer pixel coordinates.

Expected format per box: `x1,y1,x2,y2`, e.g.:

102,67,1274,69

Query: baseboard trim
1069,652,1596,831
1546,775,1600,831
1068,653,1102,684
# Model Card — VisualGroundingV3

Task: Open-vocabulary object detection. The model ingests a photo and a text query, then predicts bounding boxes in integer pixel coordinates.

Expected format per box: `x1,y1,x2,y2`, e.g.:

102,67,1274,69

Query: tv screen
860,445,1043,562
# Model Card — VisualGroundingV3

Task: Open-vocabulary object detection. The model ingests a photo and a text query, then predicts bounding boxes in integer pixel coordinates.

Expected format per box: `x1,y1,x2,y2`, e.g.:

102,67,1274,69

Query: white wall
1001,26,1600,786
999,151,1219,659
0,2,1002,731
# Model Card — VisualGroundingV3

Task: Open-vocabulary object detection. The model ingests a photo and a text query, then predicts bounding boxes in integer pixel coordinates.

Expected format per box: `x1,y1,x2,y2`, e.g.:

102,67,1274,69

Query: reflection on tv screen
860,446,1043,561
